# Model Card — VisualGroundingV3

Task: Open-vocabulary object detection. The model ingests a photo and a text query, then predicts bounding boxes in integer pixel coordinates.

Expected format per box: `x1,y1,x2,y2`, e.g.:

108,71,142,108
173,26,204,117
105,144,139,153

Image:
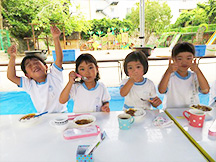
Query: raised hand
50,26,61,39
167,59,178,73
68,71,77,84
7,45,17,57
190,58,199,73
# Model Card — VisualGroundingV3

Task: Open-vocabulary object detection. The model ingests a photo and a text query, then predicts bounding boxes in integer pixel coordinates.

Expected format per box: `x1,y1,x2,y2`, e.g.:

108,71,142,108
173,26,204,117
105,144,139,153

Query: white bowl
19,114,40,126
124,108,146,122
190,104,212,113
72,115,96,127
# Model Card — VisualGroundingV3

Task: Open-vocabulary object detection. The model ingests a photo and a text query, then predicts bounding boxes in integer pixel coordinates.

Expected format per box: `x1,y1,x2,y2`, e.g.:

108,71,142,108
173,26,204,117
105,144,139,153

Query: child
7,26,67,113
209,80,216,107
120,51,162,110
59,53,111,113
158,42,209,109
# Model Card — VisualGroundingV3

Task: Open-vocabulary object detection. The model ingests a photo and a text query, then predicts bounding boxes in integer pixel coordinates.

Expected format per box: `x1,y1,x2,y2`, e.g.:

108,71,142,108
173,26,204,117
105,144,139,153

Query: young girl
59,53,111,113
158,42,209,109
120,51,162,110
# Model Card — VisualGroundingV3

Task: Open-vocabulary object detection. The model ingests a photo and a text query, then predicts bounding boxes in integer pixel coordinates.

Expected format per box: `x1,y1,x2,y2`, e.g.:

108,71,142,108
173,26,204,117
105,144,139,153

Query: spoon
34,111,48,117
76,73,88,81
140,98,152,103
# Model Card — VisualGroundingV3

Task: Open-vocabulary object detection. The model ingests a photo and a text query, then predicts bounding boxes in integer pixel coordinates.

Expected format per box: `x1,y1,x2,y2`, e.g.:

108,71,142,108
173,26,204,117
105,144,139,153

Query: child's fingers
193,58,197,64
169,59,171,65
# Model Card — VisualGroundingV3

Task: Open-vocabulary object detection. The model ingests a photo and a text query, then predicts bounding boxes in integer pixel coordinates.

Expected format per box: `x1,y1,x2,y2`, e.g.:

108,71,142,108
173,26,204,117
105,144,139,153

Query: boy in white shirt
158,42,209,109
7,26,67,113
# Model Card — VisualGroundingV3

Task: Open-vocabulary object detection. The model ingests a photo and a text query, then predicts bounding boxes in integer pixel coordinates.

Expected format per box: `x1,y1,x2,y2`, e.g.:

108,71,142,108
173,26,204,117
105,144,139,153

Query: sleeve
69,83,79,100
193,73,201,93
18,77,32,92
50,63,63,82
149,80,157,98
119,78,128,89
209,80,216,106
102,84,111,102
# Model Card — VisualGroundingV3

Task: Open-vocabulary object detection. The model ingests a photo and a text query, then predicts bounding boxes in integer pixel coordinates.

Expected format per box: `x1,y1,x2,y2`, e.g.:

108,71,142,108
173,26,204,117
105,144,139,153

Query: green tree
126,1,172,43
2,0,90,50
172,9,207,28
81,18,133,40
197,0,216,24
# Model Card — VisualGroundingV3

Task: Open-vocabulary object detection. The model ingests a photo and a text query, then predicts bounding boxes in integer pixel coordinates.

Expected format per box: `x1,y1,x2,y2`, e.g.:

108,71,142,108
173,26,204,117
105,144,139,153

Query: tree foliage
172,0,216,28
197,0,216,24
2,0,90,39
125,1,172,43
81,18,133,40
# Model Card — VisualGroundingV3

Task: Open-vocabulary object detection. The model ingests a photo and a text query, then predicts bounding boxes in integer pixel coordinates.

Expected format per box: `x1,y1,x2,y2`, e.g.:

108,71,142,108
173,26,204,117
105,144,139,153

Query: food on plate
125,108,144,116
75,119,93,125
20,114,35,121
191,104,212,112
126,108,136,116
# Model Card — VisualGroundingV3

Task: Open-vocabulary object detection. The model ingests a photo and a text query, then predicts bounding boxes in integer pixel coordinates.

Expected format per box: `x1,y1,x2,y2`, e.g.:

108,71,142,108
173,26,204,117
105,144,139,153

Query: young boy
7,26,67,113
158,42,209,109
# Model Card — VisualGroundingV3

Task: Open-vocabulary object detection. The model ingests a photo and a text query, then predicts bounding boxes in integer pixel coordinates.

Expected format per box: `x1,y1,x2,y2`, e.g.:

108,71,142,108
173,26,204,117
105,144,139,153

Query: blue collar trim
175,71,191,80
134,78,147,85
36,78,47,85
82,82,99,91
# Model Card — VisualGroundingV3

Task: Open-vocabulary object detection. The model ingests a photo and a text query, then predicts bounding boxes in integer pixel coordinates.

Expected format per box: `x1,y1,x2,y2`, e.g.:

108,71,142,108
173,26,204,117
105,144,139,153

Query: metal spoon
76,73,88,81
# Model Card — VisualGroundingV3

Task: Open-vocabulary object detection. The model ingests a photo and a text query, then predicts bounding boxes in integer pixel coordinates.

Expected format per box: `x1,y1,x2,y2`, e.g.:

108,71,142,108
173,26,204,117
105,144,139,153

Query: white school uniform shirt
120,77,157,110
69,81,111,113
19,63,67,113
163,71,200,109
209,80,216,107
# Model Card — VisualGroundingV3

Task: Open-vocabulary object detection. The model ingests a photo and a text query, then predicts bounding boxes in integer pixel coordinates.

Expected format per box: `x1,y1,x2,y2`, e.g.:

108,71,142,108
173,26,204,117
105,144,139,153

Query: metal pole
139,0,145,47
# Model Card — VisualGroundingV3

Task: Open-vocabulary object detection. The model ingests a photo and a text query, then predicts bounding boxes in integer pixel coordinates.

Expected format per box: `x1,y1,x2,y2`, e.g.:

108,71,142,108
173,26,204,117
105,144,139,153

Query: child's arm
158,59,178,94
190,59,209,94
101,102,110,112
7,45,21,86
150,96,162,108
50,26,63,69
59,71,76,104
120,78,135,97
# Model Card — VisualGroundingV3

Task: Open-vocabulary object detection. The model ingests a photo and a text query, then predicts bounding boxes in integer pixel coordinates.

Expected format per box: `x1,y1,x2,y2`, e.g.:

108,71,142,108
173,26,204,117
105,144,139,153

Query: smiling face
24,58,48,81
127,61,144,82
77,61,98,83
174,52,194,72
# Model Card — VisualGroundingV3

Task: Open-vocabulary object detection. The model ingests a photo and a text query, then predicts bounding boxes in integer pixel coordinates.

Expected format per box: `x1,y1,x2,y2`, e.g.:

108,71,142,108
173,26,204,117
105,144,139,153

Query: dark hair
75,53,100,82
21,55,46,74
172,42,195,58
123,51,149,76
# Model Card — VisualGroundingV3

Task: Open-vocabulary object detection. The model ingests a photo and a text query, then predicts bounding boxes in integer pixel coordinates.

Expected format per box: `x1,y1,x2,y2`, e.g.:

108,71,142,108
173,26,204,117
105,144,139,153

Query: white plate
124,108,146,122
72,115,96,127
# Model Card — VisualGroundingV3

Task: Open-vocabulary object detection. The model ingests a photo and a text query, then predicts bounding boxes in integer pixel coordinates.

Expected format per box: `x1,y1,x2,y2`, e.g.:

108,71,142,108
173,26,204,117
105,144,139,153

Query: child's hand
150,96,162,108
129,72,140,83
101,102,110,112
190,59,199,73
68,71,76,83
167,59,178,73
50,26,61,39
7,45,17,57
